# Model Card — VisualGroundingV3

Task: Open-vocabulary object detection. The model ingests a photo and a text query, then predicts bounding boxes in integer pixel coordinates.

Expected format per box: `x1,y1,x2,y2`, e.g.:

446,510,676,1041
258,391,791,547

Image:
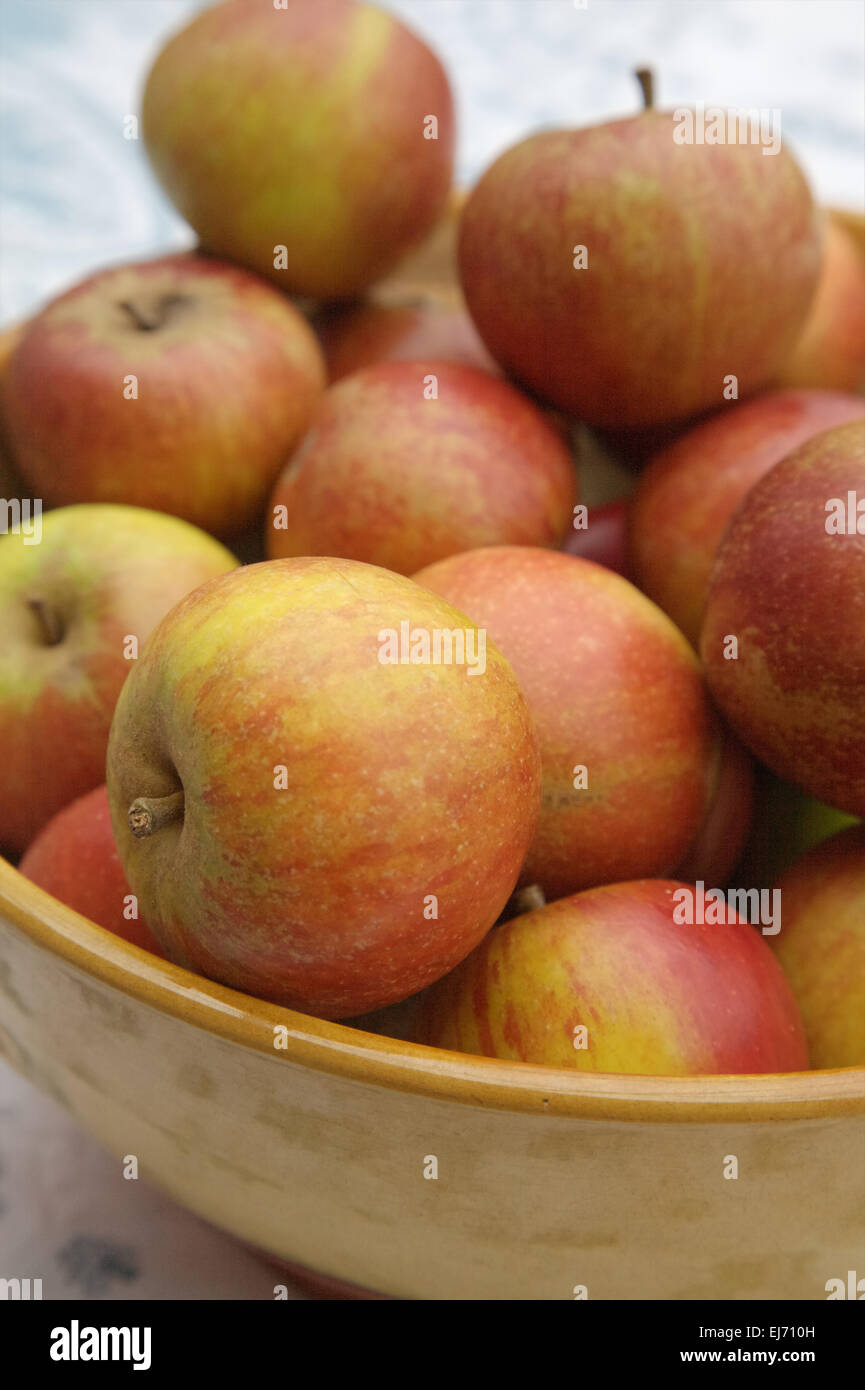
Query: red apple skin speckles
267,361,577,575
2,252,325,535
700,419,865,816
414,547,721,899
458,114,821,427
629,389,865,645
106,557,542,1019
415,880,809,1076
141,0,455,299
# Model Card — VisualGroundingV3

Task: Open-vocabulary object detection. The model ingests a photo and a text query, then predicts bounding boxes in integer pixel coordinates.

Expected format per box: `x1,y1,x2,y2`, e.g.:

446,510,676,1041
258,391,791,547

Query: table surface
1,0,863,1300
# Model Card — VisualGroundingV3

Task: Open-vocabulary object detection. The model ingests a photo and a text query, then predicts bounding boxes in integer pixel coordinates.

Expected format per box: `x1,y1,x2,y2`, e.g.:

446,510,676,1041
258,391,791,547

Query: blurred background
0,0,863,1301
1,0,864,321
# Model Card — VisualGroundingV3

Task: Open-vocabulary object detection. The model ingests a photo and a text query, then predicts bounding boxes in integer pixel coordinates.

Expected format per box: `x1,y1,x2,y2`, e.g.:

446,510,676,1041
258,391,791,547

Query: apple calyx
118,294,190,333
635,67,655,111
27,596,64,647
128,791,185,838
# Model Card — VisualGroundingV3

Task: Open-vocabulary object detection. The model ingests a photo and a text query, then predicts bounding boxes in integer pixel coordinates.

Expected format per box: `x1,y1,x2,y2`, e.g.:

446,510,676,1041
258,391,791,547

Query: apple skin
562,497,630,577
0,504,237,854
629,389,865,645
2,253,325,536
675,727,754,887
312,296,498,382
701,419,865,816
458,111,821,427
413,547,720,898
770,825,865,1068
18,785,164,957
105,557,541,1019
0,321,28,499
414,880,808,1075
267,362,577,575
737,770,859,892
141,0,454,300
776,217,865,394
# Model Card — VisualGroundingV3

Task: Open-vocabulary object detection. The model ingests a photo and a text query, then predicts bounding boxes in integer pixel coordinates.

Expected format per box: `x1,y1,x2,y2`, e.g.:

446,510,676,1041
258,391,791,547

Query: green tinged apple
770,825,865,1068
0,504,237,853
141,0,455,299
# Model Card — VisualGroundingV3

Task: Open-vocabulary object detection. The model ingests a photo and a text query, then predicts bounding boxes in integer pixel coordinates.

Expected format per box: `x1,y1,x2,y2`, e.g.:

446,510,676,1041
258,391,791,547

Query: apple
562,497,631,577
312,294,498,383
414,880,808,1075
267,362,577,574
776,216,865,394
701,419,865,816
675,726,754,886
0,321,28,500
770,825,865,1068
413,547,720,898
458,76,821,427
737,770,859,891
629,389,865,644
141,0,454,299
18,785,164,957
0,503,237,853
0,431,25,503
2,252,326,536
105,557,541,1019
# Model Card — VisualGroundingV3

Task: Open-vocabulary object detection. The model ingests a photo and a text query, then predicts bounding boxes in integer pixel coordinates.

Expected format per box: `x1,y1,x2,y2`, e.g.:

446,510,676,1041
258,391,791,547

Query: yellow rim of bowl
1,855,862,1124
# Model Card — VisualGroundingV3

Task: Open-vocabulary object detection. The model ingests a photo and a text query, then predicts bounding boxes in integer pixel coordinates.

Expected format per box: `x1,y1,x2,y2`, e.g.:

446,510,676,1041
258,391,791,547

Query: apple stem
27,596,63,646
635,67,654,110
118,294,187,333
128,791,185,838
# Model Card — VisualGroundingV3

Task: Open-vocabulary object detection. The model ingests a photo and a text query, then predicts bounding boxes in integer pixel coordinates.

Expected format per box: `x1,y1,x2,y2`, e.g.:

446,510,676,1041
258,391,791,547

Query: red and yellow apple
2,253,325,535
19,785,164,957
414,547,720,898
630,389,865,645
267,362,577,574
0,503,237,853
458,86,821,426
776,216,865,394
770,825,865,1067
105,557,541,1019
142,0,454,299
701,419,865,816
415,880,808,1074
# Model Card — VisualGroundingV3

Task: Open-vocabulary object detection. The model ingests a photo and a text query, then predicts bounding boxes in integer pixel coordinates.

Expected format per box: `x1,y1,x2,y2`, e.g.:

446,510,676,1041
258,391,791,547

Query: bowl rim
2,856,863,1124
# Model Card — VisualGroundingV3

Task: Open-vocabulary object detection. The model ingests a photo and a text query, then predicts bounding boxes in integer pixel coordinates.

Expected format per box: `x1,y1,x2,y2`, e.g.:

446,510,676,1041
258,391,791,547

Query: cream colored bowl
2,200,864,1300
1,857,863,1300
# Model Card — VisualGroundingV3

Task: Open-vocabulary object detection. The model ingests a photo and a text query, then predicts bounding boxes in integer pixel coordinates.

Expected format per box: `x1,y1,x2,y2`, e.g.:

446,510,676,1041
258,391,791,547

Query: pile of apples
1,0,864,1078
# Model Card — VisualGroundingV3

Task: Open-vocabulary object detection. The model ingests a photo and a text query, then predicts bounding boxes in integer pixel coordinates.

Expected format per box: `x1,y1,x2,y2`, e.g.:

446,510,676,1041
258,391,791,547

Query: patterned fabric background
0,0,863,1299
1,0,864,320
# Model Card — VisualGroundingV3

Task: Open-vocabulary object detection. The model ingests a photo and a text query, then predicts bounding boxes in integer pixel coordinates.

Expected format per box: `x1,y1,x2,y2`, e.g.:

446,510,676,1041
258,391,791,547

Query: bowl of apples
1,0,864,1301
